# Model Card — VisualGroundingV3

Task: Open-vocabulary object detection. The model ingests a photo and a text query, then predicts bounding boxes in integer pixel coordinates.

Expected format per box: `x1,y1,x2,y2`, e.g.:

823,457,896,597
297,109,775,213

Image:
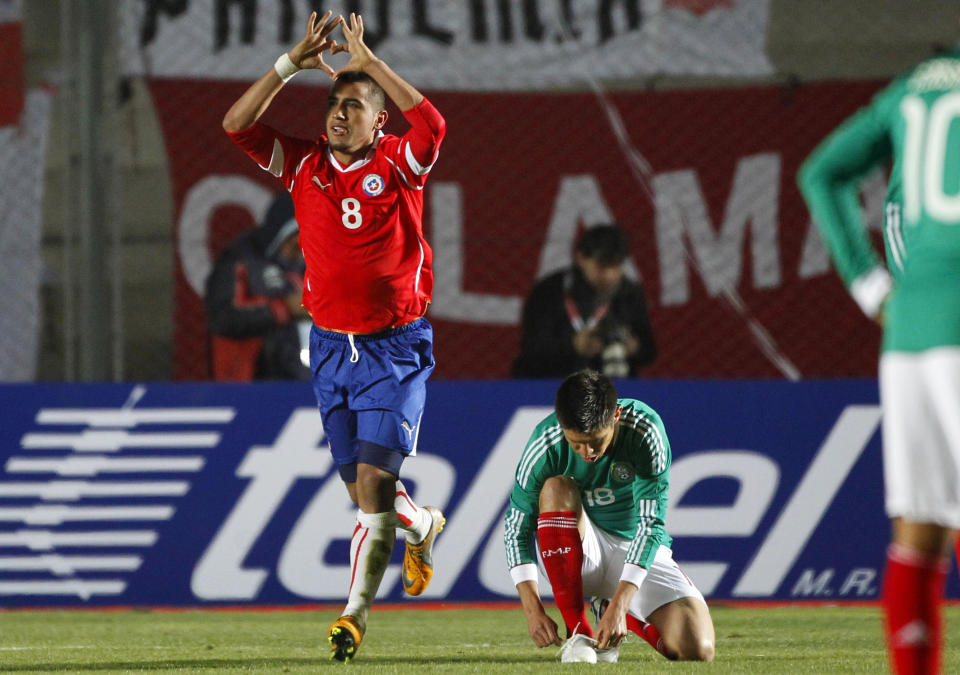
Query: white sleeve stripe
885,203,905,272
404,141,436,176
516,428,552,484
504,508,529,567
413,241,425,296
620,410,668,473
265,138,285,177
282,151,315,192
517,425,563,488
384,156,422,191
626,521,652,561
518,446,548,489
517,430,550,486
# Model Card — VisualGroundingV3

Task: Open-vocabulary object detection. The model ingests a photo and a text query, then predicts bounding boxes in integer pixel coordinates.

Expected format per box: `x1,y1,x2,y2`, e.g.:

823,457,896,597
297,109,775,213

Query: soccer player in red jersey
223,10,447,662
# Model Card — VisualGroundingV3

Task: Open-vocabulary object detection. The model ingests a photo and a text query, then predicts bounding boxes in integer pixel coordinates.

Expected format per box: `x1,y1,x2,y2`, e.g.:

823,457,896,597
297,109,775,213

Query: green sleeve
624,456,670,570
504,484,540,569
797,87,896,285
504,421,560,569
621,403,672,569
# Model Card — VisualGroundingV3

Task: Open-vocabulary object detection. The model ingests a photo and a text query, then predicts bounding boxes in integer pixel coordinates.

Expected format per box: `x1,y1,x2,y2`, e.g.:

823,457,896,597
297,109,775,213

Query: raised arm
222,10,343,133
336,13,424,112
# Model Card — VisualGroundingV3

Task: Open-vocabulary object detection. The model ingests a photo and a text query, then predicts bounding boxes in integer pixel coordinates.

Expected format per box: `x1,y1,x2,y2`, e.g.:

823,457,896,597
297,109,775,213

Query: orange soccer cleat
401,506,445,596
328,615,364,662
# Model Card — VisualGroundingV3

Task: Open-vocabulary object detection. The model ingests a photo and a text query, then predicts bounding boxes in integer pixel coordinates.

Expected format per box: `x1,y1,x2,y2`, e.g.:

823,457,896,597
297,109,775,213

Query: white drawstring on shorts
347,334,359,363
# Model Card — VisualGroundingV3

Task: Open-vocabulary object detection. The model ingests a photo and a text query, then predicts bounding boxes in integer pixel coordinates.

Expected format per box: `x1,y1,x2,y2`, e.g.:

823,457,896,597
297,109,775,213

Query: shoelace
557,624,629,661
557,634,597,661
557,623,599,661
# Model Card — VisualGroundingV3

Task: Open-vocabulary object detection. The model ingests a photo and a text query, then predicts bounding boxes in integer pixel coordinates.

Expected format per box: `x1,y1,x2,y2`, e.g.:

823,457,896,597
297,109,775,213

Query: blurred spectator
205,193,311,381
513,224,656,378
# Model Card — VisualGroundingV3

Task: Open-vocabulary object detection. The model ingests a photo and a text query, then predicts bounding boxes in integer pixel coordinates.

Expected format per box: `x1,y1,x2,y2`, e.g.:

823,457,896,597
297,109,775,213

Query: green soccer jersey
799,50,960,352
504,398,672,574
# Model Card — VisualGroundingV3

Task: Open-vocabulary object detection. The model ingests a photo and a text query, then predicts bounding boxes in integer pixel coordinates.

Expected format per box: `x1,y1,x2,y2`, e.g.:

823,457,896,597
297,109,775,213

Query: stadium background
7,0,959,383
2,0,960,609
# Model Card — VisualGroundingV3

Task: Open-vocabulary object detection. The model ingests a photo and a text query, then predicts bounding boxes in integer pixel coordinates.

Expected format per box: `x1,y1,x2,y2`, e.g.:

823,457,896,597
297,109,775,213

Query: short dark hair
555,370,619,433
332,71,386,111
576,224,629,264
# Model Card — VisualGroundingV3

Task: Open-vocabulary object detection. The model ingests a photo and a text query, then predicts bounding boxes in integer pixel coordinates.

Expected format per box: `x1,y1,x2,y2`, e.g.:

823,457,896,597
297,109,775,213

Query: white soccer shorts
881,347,960,528
579,512,703,621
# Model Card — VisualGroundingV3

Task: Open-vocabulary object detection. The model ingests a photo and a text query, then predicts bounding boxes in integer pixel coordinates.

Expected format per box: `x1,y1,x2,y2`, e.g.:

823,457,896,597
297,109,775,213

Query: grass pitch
0,604,958,673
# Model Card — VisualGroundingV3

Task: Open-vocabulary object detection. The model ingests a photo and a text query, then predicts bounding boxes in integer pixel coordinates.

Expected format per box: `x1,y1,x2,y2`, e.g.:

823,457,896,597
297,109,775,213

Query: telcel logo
190,406,882,601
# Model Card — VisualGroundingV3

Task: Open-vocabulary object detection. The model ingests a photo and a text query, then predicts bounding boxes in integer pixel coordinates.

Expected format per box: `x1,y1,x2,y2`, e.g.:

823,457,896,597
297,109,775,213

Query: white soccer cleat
558,633,598,663
595,645,620,663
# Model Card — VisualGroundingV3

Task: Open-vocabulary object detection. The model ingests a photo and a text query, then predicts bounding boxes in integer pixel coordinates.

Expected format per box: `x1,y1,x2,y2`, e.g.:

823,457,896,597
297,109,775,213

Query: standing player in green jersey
799,49,960,675
503,370,715,664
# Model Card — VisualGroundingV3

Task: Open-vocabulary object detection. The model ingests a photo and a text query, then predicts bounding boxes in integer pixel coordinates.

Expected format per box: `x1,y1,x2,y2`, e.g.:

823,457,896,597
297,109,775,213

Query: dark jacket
513,267,656,378
204,195,309,381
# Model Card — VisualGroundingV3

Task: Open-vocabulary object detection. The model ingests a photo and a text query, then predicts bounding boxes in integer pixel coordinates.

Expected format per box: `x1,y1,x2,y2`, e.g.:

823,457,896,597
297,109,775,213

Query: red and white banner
152,79,887,379
122,0,772,89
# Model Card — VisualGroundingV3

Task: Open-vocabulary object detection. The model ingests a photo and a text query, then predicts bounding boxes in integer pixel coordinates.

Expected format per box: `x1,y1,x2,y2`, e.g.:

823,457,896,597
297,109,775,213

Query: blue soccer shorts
309,318,435,482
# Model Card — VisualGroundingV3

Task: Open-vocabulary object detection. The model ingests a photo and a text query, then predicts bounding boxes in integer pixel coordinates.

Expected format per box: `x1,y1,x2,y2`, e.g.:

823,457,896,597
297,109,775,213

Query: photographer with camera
513,224,656,379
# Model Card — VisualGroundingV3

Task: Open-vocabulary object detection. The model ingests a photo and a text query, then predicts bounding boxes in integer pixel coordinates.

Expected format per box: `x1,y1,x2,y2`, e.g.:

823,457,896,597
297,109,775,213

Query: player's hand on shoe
525,608,563,647
335,12,378,76
289,10,346,78
595,606,627,650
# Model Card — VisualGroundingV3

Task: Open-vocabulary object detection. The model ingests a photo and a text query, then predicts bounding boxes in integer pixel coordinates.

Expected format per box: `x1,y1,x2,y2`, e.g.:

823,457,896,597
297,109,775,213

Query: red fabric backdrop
149,80,884,379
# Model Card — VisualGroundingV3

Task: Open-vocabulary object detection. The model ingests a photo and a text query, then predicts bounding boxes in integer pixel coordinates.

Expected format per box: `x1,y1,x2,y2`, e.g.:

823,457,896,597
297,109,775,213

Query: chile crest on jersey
362,173,385,196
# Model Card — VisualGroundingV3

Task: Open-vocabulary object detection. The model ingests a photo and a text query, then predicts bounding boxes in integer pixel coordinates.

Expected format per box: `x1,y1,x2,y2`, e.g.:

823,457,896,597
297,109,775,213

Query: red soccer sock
882,544,947,675
537,511,592,638
626,614,667,656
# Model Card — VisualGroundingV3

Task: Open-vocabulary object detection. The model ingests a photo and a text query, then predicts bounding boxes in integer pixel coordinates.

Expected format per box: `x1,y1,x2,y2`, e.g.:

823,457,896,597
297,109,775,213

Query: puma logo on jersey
541,547,572,558
401,420,416,440
312,176,331,189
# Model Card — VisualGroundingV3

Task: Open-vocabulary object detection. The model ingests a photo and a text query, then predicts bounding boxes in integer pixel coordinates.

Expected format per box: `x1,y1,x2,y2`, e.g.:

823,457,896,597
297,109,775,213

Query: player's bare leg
645,596,715,661
538,475,586,537
894,519,953,557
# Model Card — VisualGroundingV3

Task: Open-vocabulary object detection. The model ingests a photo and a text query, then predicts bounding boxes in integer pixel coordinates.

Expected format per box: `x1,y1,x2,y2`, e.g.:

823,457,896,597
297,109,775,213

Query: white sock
343,510,395,625
394,480,432,544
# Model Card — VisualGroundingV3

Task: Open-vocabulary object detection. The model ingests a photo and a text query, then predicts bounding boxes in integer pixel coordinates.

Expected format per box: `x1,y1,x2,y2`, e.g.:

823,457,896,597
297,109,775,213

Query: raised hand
335,12,377,77
289,10,346,79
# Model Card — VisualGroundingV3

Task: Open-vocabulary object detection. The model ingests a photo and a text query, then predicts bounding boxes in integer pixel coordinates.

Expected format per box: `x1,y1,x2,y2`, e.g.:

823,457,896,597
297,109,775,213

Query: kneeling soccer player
504,369,715,663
